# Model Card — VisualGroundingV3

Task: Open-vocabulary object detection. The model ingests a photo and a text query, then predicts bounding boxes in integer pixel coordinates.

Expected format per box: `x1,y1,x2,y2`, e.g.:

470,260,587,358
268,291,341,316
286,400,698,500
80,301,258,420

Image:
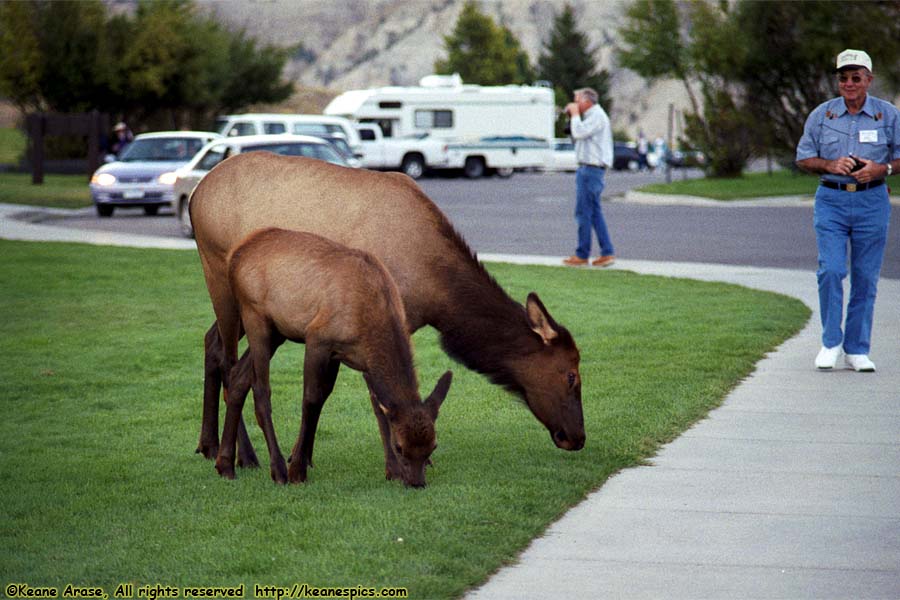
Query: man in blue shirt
796,49,899,372
563,88,616,267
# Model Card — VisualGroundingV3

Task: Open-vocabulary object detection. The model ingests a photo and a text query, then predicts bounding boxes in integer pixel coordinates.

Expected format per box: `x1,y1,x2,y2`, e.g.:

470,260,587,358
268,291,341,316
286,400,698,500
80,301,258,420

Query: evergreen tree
537,4,612,136
435,0,532,85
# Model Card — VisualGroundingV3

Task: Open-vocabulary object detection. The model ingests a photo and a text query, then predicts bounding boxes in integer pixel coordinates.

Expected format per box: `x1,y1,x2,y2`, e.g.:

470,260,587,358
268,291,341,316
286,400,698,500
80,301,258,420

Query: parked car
89,131,220,217
544,138,577,172
172,134,352,238
214,113,363,158
613,142,640,171
666,149,707,168
543,139,641,172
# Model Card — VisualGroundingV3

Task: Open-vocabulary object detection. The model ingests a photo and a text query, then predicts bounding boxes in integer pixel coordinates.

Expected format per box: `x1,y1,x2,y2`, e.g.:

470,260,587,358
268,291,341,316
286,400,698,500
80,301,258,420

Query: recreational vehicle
324,74,556,142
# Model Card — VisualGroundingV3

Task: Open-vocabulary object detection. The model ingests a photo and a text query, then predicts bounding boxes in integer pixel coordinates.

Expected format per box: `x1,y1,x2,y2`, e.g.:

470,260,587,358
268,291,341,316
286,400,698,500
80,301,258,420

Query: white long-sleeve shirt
570,104,613,169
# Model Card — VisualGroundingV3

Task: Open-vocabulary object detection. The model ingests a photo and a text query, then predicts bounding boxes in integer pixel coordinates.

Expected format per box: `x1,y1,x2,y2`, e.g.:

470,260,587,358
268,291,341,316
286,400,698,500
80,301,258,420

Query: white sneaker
815,345,842,369
845,354,876,372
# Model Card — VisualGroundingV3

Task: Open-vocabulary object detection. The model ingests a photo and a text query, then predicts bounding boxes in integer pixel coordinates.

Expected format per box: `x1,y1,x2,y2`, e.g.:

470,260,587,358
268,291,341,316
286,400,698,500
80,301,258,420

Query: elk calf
216,227,451,487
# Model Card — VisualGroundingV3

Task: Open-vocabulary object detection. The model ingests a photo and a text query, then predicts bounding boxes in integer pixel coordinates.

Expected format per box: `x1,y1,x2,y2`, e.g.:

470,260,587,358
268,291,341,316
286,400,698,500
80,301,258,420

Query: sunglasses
837,74,867,84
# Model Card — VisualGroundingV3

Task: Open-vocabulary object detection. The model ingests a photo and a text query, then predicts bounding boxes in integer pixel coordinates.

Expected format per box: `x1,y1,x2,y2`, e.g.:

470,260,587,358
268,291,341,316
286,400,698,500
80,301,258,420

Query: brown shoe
591,255,616,267
563,255,589,266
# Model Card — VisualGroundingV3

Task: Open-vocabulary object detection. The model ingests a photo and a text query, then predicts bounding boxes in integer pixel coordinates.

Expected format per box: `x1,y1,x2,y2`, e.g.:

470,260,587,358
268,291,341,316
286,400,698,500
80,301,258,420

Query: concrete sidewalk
2,204,898,599
469,256,900,600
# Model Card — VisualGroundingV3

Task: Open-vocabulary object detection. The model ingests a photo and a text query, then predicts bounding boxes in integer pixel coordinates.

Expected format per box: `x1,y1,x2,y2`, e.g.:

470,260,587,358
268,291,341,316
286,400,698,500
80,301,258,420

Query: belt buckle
846,183,857,192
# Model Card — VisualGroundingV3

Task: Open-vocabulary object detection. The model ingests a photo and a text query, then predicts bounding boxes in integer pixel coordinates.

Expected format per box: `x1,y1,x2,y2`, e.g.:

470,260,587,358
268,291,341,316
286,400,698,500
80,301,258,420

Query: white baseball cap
835,49,872,72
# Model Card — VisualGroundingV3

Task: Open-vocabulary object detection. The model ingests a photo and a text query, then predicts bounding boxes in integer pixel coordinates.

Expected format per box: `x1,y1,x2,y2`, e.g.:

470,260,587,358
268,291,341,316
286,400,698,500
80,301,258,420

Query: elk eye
394,444,403,457
567,371,577,388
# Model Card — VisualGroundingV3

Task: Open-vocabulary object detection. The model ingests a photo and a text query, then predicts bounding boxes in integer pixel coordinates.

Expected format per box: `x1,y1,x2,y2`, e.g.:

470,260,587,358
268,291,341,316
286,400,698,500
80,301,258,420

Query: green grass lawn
0,172,92,208
0,126,26,165
0,240,809,598
638,169,819,200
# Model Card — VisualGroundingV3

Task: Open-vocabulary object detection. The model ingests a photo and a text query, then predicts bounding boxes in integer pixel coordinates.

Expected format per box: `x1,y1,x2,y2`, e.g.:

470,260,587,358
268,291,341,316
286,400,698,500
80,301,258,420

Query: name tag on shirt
859,130,878,143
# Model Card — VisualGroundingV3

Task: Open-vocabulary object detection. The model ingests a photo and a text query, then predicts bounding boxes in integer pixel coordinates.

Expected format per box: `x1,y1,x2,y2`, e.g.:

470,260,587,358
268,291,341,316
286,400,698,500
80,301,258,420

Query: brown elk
218,227,452,487
191,153,584,469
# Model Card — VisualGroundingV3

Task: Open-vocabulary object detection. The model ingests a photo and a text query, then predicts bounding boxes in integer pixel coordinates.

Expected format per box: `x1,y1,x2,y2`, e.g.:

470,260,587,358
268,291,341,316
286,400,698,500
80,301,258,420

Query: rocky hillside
200,0,691,140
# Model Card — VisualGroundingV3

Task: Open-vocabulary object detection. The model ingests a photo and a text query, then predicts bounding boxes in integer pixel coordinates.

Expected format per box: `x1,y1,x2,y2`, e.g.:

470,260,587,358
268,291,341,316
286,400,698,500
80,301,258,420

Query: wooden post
28,113,45,185
87,110,100,181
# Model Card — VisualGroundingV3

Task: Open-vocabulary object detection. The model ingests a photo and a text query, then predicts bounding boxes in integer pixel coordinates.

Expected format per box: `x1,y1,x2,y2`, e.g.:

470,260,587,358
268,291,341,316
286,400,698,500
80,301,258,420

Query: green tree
732,0,900,162
619,0,900,175
0,0,43,112
0,0,292,130
434,0,532,85
537,3,612,136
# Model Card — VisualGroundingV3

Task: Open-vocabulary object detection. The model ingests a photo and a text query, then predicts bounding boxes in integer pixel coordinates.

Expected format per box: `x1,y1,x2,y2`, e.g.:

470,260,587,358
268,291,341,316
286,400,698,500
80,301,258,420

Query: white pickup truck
356,123,552,179
356,123,450,179
444,136,552,178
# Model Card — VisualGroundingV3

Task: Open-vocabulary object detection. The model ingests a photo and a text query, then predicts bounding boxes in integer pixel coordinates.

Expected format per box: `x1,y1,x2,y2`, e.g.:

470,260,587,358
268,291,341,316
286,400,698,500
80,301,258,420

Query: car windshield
323,138,353,159
242,143,346,165
120,137,206,162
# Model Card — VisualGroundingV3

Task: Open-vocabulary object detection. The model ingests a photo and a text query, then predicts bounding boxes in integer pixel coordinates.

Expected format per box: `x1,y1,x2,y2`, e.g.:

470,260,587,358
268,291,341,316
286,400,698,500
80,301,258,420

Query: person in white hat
796,49,900,372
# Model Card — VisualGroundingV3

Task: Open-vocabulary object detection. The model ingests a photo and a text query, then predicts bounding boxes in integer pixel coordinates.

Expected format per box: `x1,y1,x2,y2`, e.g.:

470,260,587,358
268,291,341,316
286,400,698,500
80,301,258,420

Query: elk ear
377,401,392,417
425,370,453,419
525,292,558,345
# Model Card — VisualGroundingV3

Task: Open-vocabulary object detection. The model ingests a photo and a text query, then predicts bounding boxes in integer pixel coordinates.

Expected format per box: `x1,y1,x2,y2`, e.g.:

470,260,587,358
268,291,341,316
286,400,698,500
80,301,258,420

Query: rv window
293,123,329,135
379,101,402,109
361,119,395,137
359,128,376,141
264,122,286,134
414,110,453,129
227,122,256,137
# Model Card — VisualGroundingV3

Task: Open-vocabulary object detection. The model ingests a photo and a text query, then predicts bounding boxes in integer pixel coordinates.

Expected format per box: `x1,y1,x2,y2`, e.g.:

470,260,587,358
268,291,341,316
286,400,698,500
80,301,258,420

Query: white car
89,131,220,217
172,134,352,238
543,138,577,172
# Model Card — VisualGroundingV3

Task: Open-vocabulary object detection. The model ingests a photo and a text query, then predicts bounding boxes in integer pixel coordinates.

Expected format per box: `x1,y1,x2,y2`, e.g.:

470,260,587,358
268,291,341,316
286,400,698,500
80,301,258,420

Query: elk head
377,370,453,487
512,293,585,451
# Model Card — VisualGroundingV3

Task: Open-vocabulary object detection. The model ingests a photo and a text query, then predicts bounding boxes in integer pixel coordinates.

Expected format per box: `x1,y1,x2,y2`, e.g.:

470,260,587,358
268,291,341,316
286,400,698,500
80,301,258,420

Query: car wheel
464,157,485,179
143,205,160,216
96,204,113,217
401,154,425,179
496,167,514,178
178,197,194,238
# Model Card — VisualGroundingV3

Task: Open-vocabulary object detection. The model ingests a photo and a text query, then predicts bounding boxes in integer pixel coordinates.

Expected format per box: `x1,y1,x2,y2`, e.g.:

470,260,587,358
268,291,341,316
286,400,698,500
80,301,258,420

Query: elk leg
197,322,223,459
289,346,339,484
215,351,253,480
365,377,403,481
245,323,287,484
198,321,260,468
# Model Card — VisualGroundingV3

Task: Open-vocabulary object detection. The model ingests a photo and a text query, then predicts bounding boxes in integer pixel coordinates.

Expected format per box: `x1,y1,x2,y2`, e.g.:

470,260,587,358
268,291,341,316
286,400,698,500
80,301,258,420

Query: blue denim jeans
813,184,891,354
575,165,614,259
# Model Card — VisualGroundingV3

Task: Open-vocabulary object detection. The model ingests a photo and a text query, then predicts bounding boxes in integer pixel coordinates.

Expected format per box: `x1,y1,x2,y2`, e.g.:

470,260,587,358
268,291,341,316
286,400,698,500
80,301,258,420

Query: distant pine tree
435,0,533,85
537,3,612,136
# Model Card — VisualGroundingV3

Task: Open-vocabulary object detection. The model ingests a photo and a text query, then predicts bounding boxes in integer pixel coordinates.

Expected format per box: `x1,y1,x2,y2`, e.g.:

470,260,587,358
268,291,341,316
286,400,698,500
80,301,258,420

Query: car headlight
158,172,177,185
91,173,116,186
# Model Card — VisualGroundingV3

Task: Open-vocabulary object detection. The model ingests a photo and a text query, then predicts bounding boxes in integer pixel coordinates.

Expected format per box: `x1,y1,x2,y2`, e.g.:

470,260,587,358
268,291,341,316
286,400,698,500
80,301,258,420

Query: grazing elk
191,153,584,470
218,227,451,487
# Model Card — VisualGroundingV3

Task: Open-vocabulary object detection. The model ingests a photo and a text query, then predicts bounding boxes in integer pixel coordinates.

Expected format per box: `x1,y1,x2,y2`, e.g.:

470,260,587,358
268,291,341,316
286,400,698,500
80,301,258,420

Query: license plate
123,190,144,200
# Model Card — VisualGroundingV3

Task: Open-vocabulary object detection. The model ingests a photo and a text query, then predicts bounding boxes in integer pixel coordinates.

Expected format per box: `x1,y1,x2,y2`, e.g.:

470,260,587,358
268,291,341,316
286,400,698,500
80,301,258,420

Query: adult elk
219,228,450,487
191,153,584,468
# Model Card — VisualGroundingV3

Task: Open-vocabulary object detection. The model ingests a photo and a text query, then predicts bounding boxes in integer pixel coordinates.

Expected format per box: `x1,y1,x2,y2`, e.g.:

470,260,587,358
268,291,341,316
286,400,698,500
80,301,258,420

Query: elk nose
553,430,585,451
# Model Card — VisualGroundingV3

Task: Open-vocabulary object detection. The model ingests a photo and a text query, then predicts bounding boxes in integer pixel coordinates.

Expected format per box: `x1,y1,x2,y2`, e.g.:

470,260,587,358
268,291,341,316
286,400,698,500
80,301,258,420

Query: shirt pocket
857,127,887,161
821,133,841,158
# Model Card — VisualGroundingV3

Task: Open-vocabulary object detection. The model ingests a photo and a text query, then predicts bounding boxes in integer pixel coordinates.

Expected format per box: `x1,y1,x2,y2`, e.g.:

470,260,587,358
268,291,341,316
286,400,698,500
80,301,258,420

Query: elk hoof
215,460,235,480
270,458,288,485
195,441,219,460
287,461,308,484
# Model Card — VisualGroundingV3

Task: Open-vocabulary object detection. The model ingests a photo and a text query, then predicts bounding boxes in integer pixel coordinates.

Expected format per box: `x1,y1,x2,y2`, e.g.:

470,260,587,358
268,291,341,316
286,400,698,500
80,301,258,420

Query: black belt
820,179,884,192
578,163,605,169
